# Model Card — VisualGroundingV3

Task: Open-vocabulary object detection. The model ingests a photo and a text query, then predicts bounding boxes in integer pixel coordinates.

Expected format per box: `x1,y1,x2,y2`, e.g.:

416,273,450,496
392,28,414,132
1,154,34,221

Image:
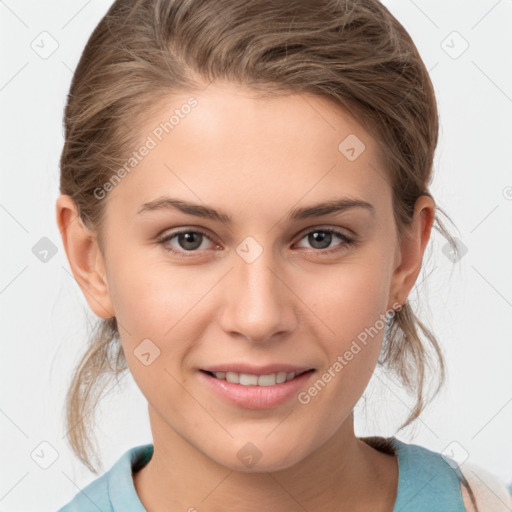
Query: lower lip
198,370,315,409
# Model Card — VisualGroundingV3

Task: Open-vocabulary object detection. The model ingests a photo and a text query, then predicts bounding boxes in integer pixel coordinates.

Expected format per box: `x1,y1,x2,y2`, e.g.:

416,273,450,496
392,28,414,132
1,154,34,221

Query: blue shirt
57,437,467,511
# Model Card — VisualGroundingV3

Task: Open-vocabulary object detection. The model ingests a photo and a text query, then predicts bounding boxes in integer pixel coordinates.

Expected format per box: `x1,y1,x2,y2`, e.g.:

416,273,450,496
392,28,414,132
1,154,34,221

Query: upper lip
200,364,314,376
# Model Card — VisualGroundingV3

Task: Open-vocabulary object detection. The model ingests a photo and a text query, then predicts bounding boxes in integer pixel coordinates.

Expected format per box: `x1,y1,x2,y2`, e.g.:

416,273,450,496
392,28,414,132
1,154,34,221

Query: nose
218,244,298,343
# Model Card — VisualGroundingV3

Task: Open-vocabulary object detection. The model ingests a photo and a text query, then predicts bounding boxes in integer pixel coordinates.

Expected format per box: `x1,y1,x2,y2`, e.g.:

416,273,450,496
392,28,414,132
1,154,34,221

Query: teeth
213,370,299,386
239,373,258,385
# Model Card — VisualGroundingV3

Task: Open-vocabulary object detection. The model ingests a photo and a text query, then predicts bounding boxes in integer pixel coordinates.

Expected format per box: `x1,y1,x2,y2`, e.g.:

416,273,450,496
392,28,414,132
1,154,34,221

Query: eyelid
158,225,352,243
294,224,354,241
157,226,220,247
157,224,355,256
292,226,354,255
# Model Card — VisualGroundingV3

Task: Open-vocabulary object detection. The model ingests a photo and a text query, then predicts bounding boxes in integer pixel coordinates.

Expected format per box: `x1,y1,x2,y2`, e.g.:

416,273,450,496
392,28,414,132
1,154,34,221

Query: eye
157,228,219,256
157,226,354,258
294,227,354,254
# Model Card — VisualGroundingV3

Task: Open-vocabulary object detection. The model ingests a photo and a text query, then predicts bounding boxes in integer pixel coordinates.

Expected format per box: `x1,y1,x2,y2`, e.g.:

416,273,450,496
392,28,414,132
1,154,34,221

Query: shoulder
56,469,112,512
56,444,153,512
459,462,512,512
374,437,510,512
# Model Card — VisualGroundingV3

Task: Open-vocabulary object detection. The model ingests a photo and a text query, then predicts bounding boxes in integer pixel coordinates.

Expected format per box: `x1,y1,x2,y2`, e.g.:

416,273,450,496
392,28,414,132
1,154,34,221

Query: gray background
0,0,511,510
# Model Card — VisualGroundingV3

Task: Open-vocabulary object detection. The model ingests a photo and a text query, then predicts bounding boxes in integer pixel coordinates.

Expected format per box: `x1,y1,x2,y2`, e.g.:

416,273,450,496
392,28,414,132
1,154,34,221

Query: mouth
199,368,314,386
198,367,316,409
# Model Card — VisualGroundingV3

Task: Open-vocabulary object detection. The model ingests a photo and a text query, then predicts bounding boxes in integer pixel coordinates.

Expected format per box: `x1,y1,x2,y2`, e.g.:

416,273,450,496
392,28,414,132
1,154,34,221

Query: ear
388,195,435,308
56,194,115,319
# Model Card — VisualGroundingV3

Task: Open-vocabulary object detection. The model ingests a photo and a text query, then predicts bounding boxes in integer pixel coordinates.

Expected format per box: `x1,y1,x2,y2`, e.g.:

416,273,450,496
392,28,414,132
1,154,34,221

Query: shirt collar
108,443,153,511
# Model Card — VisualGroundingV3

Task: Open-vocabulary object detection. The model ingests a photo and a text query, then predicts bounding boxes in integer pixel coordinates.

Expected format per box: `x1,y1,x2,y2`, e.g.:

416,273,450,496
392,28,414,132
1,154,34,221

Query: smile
203,369,311,386
198,369,316,409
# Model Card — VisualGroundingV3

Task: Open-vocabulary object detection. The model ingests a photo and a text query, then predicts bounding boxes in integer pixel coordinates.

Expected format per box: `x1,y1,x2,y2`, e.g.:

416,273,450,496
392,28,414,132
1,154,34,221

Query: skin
56,81,436,512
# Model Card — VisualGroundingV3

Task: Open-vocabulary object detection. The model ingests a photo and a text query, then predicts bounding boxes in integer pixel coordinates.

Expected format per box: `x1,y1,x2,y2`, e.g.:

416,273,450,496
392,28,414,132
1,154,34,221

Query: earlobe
55,194,115,319
388,196,435,308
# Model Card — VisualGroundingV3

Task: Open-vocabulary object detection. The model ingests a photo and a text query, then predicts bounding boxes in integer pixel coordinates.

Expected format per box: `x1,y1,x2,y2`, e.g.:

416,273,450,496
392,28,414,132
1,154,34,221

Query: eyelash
157,227,355,258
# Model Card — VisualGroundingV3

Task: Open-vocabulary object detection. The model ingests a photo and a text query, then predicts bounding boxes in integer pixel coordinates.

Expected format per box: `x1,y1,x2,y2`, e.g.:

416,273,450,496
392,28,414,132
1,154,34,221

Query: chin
210,442,311,474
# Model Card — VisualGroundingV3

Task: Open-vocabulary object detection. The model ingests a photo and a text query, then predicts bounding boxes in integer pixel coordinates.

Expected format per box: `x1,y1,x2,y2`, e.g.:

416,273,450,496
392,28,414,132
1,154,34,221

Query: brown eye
176,231,204,251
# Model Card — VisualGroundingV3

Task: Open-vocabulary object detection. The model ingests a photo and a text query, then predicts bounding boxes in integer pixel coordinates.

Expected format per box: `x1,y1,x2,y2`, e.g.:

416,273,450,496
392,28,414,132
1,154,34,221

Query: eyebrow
136,196,375,222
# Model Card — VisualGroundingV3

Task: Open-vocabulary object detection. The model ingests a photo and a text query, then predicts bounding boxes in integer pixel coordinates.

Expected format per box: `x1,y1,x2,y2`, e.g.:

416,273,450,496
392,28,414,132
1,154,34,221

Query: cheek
295,249,394,397
105,254,202,408
105,250,220,382
295,269,390,417
300,259,392,343
106,249,199,336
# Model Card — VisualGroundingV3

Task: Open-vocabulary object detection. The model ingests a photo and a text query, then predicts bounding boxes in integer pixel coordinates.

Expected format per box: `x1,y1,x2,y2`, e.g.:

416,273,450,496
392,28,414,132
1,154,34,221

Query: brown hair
60,0,460,478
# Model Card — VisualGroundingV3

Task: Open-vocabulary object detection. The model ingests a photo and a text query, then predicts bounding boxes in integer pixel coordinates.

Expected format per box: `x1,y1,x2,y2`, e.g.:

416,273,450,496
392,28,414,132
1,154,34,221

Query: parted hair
60,0,461,482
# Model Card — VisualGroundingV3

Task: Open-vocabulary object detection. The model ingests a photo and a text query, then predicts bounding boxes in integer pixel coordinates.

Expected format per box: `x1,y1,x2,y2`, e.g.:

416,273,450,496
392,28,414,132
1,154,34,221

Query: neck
133,406,398,512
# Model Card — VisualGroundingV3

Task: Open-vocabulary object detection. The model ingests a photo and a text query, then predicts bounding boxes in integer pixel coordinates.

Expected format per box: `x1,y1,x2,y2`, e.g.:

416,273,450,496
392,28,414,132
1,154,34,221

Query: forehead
105,81,391,222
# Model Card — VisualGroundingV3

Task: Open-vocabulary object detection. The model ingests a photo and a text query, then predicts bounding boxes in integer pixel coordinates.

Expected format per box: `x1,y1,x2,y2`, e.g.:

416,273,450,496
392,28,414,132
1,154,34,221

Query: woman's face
88,82,417,471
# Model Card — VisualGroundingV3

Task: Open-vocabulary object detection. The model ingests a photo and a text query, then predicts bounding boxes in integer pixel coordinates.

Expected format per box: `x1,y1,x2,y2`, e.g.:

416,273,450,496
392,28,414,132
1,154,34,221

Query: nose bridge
221,235,296,341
